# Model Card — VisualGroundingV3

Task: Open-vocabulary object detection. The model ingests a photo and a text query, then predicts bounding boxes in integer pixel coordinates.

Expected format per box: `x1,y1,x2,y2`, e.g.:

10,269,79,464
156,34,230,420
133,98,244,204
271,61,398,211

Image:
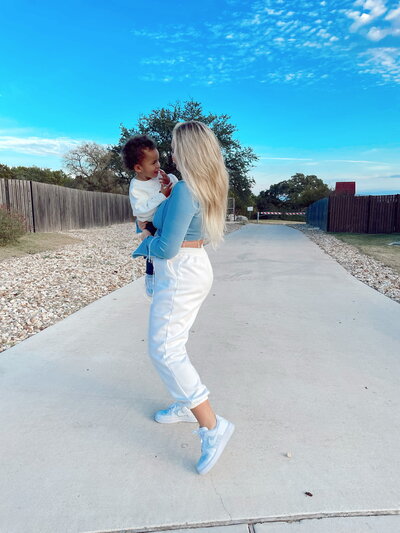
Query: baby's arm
129,183,168,222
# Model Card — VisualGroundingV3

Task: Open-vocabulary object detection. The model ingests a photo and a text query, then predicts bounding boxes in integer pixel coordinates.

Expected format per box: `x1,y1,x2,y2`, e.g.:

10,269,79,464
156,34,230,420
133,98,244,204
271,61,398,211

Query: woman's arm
132,182,199,260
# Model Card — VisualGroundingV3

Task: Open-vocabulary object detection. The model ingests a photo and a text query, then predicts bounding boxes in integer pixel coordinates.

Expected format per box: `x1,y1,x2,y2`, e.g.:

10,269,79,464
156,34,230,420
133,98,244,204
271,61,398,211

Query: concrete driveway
1,224,399,533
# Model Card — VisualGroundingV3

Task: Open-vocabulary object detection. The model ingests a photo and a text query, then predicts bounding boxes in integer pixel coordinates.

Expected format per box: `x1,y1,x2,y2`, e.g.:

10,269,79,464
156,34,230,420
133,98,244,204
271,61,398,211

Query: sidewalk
1,224,399,533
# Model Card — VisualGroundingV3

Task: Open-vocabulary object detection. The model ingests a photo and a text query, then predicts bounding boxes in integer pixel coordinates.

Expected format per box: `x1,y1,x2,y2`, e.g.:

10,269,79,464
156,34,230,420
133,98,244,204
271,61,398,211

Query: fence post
29,180,36,233
326,197,331,232
4,178,10,211
366,196,371,233
395,195,400,233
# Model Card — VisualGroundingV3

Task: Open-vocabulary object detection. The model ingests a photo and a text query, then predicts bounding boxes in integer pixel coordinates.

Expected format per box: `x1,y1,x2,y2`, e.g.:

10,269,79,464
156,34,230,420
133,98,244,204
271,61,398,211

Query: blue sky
1,0,399,195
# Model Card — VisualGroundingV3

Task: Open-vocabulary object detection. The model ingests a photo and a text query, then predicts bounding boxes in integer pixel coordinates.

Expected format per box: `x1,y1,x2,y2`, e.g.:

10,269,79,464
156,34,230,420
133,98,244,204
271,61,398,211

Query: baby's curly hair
120,135,156,171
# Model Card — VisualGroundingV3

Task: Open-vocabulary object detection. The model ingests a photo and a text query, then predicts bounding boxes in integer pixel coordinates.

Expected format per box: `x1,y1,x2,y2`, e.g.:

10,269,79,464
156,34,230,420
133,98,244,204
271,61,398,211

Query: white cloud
0,136,83,156
366,26,388,39
265,8,283,16
317,28,332,38
241,14,262,25
129,1,396,88
324,159,388,163
359,47,400,83
346,0,387,32
385,6,400,21
346,0,400,40
259,156,313,161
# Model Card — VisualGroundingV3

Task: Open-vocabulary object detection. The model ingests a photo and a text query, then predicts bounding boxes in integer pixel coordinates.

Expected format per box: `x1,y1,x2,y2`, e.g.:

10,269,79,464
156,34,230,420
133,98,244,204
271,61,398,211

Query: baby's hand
140,229,151,241
137,220,148,231
159,169,171,186
160,181,172,198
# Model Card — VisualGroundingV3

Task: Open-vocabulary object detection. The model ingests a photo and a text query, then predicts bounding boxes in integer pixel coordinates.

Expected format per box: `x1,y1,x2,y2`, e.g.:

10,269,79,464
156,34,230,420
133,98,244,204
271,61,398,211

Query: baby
121,135,178,297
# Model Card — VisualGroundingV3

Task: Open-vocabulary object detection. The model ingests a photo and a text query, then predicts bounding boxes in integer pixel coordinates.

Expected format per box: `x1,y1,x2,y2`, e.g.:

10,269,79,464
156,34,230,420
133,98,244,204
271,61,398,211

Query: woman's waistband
181,239,204,248
176,246,207,255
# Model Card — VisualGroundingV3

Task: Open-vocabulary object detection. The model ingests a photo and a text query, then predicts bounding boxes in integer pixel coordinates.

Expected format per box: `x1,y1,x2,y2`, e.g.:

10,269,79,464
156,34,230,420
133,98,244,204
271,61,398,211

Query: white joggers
148,247,213,409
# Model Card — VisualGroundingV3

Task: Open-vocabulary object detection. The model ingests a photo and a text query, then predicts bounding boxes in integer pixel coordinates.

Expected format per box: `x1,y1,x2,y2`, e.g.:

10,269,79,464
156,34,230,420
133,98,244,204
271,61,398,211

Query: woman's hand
140,229,151,241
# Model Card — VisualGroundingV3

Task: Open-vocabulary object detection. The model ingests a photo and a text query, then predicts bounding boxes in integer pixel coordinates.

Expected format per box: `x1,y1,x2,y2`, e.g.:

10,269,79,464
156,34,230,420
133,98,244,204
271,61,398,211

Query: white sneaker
154,402,197,424
194,415,235,475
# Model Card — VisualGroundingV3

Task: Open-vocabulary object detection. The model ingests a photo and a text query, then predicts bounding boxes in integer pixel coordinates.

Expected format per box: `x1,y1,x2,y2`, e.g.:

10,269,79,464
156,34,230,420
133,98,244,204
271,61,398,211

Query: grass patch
0,232,83,261
332,233,400,275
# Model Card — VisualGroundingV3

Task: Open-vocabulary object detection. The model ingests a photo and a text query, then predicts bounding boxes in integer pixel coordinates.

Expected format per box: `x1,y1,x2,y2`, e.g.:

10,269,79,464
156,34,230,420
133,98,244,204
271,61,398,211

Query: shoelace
167,403,191,418
168,403,181,414
193,427,215,453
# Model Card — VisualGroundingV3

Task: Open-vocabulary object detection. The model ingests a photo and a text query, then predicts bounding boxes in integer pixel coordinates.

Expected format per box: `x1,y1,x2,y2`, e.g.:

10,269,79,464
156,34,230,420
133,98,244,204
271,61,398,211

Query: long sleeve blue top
132,180,204,260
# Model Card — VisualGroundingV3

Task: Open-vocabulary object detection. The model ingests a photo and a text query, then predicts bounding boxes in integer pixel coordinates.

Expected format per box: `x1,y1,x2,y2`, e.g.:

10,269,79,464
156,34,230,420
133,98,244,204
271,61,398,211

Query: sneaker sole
154,415,197,424
197,422,235,475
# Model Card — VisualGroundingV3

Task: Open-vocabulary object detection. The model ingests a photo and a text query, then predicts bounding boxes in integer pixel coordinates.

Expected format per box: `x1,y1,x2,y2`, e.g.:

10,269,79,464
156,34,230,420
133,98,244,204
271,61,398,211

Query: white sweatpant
148,247,213,409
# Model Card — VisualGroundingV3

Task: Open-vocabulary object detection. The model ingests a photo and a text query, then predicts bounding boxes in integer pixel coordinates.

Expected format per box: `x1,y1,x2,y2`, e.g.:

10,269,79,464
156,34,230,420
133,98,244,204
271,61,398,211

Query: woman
132,121,234,475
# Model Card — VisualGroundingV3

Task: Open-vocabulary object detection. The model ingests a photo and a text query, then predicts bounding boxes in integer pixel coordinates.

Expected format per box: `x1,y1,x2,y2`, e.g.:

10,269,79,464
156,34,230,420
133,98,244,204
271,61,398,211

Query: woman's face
171,144,178,169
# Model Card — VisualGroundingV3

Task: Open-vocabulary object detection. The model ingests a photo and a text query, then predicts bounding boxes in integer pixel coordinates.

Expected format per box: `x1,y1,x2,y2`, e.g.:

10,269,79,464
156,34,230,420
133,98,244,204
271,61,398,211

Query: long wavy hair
171,121,229,247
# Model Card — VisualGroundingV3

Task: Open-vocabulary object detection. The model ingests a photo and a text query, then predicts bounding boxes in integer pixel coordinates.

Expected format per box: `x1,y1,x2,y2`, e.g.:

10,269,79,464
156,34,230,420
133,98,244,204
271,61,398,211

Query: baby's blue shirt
132,180,203,260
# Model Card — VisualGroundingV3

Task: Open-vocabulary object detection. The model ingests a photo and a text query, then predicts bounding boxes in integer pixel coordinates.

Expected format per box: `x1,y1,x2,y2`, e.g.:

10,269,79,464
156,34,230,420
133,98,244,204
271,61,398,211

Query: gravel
0,222,243,353
288,224,400,304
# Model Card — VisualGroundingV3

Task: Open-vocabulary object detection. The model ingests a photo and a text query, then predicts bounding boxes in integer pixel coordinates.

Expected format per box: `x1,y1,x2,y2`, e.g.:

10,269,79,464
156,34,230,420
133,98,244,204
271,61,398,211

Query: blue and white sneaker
145,274,154,299
194,415,235,475
154,402,197,424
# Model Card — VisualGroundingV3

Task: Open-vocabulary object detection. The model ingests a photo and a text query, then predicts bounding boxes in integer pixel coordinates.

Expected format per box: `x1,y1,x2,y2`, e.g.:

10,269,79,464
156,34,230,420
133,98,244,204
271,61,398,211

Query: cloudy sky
1,0,399,195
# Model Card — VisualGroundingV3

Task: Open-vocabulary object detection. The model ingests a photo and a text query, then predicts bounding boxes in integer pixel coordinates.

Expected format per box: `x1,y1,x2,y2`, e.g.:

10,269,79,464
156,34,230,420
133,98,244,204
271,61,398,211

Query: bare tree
63,142,125,193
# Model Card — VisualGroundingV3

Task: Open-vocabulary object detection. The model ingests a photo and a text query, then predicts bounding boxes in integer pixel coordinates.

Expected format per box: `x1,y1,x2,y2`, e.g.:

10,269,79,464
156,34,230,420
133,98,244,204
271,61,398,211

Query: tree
0,163,76,187
0,164,16,180
63,142,125,193
256,189,280,212
110,100,257,212
12,166,76,187
258,173,332,210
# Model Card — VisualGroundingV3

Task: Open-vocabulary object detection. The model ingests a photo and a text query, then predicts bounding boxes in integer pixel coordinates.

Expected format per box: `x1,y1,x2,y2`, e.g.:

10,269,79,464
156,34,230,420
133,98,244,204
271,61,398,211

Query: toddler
121,135,178,297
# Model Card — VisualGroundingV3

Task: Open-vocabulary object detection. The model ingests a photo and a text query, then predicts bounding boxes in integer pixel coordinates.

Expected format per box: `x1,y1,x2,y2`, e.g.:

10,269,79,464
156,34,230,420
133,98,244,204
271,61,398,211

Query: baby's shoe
145,274,154,299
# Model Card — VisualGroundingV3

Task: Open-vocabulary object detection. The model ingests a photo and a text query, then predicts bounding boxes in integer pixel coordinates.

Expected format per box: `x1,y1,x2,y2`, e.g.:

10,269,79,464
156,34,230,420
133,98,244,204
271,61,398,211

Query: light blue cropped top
132,180,204,260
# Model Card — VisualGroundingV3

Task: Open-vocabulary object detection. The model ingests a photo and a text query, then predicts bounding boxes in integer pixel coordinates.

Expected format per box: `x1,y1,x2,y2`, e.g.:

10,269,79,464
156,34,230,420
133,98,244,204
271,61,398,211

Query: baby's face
137,148,161,179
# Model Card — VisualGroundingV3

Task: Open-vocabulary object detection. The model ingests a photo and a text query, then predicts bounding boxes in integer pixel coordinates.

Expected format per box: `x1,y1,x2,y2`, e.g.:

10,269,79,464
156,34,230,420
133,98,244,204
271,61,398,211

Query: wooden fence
307,194,400,233
0,179,133,232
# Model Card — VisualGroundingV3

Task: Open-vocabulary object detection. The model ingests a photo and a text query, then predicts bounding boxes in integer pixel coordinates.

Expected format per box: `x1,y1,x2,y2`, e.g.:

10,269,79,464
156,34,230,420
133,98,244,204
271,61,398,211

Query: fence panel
0,179,34,231
329,196,370,233
368,195,399,233
0,178,133,232
31,181,63,232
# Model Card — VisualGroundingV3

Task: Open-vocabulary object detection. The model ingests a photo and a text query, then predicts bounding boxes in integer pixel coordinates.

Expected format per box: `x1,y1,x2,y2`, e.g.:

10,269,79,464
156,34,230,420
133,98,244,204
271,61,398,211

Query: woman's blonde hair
172,121,229,247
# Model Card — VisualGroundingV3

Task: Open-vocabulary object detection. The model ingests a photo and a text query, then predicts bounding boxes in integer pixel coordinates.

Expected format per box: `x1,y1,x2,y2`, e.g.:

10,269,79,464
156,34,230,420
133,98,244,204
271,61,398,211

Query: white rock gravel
289,224,400,305
0,223,142,353
0,222,243,353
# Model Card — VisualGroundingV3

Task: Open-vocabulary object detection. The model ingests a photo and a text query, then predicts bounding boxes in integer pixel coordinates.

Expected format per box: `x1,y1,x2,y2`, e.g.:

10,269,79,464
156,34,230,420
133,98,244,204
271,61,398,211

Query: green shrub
0,206,27,246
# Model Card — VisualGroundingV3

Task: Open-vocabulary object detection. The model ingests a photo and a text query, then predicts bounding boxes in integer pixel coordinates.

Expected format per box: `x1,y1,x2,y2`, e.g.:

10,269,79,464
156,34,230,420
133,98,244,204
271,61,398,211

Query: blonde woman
132,121,235,475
